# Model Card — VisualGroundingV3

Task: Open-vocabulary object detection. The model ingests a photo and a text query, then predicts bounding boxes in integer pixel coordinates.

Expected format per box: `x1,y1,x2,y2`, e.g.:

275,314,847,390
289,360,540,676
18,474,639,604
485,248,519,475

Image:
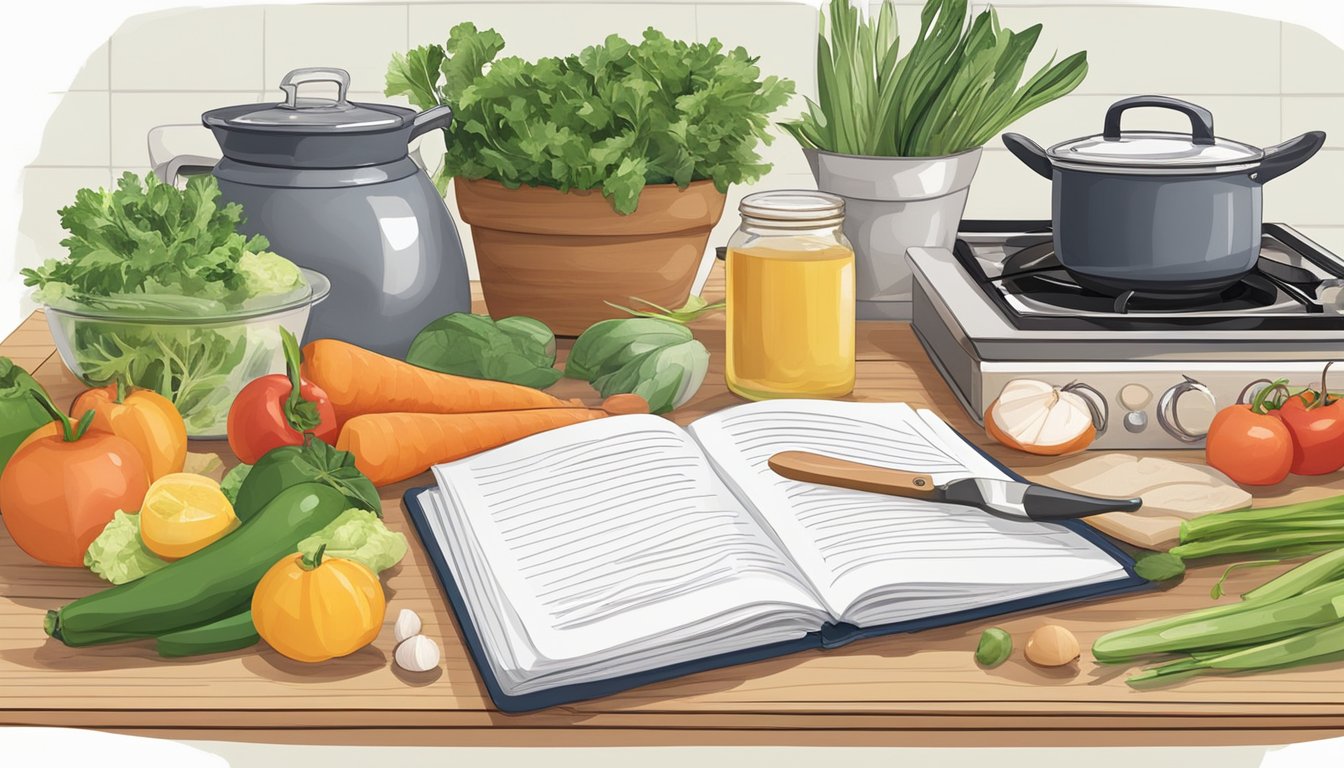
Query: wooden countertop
5,269,1344,749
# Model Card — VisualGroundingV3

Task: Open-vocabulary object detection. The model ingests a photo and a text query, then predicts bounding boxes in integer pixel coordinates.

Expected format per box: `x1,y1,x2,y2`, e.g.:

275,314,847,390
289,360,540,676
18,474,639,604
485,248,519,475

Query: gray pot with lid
1003,95,1326,295
153,66,471,358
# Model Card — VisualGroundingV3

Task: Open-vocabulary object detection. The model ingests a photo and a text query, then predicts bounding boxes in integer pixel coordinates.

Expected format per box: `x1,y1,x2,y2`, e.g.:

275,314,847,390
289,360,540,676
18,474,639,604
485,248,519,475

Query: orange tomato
252,546,385,662
1205,403,1294,487
0,423,149,567
71,383,187,483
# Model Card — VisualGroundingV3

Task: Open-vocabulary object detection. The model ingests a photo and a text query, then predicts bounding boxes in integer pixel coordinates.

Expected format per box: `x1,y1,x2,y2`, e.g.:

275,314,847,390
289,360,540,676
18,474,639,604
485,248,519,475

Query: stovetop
956,221,1344,332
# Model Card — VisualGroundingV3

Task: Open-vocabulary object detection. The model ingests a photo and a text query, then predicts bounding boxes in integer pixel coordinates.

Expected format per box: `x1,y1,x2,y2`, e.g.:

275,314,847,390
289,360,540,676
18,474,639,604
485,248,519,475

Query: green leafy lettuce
84,511,168,585
219,462,252,507
21,172,307,434
387,23,795,213
297,509,409,574
406,313,561,389
22,172,301,308
84,507,407,586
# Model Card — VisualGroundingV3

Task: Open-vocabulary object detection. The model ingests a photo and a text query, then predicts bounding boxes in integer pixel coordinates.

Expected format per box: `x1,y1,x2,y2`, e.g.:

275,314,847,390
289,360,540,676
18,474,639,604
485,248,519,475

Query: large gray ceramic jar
190,67,472,358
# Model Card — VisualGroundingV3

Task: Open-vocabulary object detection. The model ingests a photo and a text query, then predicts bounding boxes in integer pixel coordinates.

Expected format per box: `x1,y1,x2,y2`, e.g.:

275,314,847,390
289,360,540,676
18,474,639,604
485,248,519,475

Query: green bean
1180,496,1344,542
1243,548,1344,602
1170,530,1344,561
1092,579,1344,663
1127,620,1344,686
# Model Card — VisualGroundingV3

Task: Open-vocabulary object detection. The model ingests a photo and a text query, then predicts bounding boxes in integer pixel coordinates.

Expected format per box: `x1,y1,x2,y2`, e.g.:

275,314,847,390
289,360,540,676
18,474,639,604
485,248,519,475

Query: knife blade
767,451,1142,522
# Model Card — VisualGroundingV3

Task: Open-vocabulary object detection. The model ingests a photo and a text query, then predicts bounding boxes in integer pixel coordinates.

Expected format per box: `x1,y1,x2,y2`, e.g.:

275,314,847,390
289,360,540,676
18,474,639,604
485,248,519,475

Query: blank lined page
688,401,1126,621
433,414,825,663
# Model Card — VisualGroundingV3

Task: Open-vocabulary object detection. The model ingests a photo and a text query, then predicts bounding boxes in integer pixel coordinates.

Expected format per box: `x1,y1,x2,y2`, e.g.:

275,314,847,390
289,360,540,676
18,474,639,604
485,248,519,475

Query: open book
405,400,1144,711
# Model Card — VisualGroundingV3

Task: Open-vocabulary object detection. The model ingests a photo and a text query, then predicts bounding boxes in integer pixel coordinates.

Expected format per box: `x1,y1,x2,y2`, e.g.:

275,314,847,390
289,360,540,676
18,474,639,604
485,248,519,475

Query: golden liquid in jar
726,243,856,400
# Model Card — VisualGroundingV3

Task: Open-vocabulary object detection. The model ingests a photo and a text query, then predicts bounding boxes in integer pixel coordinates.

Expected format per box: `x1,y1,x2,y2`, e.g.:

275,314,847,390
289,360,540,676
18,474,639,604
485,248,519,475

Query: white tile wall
1282,23,1344,94
14,0,1344,327
265,4,409,92
110,7,265,91
109,91,262,167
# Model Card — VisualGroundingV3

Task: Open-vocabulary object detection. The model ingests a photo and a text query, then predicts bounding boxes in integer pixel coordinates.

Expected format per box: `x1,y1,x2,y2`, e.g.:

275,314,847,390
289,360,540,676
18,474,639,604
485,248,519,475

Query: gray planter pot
804,147,983,320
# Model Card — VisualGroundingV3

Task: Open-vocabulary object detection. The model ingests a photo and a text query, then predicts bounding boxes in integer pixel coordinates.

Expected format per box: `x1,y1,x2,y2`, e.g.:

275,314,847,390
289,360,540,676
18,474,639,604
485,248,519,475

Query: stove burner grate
952,221,1344,332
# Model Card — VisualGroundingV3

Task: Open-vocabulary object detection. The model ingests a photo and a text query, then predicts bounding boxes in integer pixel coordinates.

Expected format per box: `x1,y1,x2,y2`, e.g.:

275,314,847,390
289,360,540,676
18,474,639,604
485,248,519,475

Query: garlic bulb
395,635,441,673
394,608,422,644
985,379,1098,456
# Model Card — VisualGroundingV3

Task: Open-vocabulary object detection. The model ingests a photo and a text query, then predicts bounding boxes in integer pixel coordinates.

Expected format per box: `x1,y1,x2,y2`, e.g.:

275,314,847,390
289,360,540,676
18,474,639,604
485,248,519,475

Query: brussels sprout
565,318,693,382
592,339,709,414
975,627,1013,668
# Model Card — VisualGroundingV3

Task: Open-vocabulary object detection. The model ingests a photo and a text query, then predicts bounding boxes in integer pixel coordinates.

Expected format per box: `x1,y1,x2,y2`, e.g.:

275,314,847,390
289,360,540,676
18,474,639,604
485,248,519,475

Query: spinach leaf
406,313,562,389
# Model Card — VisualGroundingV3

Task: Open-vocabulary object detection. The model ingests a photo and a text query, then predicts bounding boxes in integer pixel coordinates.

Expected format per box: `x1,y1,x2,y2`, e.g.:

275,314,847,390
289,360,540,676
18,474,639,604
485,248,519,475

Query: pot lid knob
278,66,353,111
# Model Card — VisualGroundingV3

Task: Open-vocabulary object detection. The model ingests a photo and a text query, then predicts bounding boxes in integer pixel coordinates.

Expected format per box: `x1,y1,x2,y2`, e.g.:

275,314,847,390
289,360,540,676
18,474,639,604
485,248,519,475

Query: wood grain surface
4,268,1344,747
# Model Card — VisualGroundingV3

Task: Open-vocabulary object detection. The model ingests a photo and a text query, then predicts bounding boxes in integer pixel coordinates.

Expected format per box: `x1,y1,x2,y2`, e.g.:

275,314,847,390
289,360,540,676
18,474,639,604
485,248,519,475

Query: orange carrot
302,339,573,425
337,407,619,486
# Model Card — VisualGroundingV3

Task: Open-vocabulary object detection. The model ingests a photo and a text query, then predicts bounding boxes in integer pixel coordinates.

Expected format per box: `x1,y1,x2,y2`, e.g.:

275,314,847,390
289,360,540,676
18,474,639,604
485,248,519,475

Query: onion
985,379,1097,456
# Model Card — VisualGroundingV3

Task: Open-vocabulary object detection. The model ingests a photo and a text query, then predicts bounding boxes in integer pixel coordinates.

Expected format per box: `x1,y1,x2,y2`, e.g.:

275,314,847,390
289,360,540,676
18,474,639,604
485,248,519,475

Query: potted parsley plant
388,23,793,335
781,0,1088,320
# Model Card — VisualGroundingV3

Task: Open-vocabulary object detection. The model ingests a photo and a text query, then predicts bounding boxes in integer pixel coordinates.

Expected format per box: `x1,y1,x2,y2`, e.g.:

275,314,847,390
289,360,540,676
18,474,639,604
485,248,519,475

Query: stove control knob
1157,377,1216,443
1120,384,1152,411
1124,411,1148,433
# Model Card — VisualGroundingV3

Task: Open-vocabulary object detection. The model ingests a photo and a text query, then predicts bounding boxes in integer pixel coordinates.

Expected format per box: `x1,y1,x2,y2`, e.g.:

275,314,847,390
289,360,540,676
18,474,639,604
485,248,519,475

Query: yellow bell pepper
71,381,187,483
251,544,386,662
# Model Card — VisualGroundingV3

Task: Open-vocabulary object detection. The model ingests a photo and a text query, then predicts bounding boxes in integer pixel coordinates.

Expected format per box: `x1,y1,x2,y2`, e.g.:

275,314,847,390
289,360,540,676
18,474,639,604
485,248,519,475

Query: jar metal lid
739,190,845,224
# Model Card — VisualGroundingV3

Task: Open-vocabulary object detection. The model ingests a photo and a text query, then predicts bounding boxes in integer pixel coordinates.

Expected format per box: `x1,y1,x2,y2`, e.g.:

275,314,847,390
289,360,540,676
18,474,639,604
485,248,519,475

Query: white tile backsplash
13,1,1344,343
111,7,264,91
962,149,1051,221
32,92,110,168
989,5,1280,96
110,91,262,167
264,4,409,94
69,42,109,91
1283,22,1344,95
1282,96,1344,150
1263,148,1344,226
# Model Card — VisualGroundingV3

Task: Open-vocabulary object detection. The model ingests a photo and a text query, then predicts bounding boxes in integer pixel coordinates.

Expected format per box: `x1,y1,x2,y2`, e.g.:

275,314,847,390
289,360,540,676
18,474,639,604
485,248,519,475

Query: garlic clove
1024,624,1080,667
393,608,422,644
395,634,441,673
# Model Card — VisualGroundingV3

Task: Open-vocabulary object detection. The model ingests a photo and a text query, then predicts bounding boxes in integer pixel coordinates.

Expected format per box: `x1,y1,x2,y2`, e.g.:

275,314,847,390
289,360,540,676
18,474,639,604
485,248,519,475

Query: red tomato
1205,403,1294,486
227,329,337,464
227,375,337,464
0,424,148,567
1276,391,1344,476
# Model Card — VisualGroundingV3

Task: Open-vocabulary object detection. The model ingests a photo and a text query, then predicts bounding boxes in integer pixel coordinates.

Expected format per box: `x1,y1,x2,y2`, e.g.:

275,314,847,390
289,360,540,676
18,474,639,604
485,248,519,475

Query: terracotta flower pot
455,178,727,336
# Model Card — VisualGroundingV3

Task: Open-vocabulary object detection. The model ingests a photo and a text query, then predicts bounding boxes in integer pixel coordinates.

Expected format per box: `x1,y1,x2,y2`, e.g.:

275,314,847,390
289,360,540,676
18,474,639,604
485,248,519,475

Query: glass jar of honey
726,191,855,400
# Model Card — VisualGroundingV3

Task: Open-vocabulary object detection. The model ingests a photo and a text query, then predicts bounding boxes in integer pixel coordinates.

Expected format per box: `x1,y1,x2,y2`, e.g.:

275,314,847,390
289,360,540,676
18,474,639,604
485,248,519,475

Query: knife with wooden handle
767,451,1142,522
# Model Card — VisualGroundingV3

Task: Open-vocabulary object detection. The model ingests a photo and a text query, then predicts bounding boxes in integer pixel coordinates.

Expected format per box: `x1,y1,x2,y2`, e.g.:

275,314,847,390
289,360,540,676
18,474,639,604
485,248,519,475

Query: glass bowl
42,269,330,439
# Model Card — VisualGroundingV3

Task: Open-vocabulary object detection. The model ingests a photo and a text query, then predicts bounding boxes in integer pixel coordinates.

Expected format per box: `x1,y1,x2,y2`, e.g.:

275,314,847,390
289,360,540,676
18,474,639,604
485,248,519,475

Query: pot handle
1002,133,1053,179
1252,131,1326,185
279,66,352,109
1103,95,1215,146
410,104,454,142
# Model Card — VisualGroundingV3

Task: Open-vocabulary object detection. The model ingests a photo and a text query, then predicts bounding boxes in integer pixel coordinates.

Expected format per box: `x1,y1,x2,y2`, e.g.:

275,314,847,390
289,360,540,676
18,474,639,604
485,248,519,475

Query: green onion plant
781,0,1088,158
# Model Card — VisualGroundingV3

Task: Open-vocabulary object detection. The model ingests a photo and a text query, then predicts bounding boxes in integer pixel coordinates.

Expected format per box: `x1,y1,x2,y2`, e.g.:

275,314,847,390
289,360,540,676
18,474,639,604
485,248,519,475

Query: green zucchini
156,610,259,658
46,482,349,647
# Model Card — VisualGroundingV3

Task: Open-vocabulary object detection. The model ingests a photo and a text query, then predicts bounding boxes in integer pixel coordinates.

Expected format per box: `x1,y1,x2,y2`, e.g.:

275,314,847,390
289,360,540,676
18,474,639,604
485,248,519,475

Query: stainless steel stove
909,220,1344,450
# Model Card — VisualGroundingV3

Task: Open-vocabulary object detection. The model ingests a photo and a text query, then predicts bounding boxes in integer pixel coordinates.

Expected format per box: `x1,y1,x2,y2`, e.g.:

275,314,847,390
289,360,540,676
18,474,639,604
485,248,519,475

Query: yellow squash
251,545,386,662
71,381,187,482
